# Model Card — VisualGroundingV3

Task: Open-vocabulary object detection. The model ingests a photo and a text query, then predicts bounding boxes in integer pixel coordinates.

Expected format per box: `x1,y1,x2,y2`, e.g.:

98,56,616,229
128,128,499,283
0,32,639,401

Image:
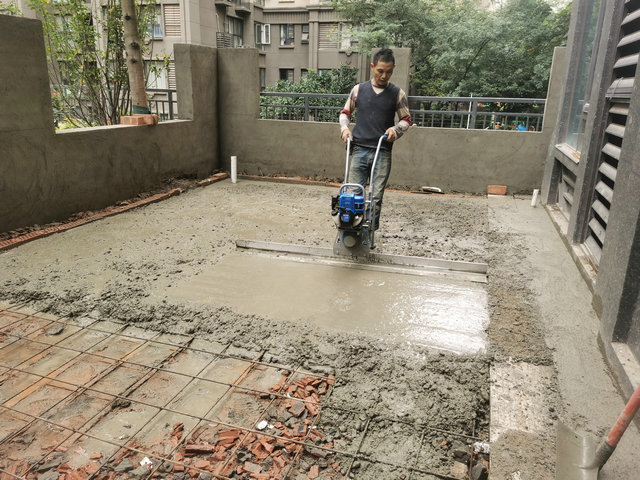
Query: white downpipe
231,156,237,184
531,189,539,207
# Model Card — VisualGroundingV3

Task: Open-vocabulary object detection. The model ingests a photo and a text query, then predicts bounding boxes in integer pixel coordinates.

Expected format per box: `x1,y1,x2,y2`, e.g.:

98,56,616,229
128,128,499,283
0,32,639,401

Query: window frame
280,24,294,47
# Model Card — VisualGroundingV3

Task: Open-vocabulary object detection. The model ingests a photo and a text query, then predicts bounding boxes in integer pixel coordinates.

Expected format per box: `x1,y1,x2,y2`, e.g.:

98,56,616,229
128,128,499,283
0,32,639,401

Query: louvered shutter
585,0,640,265
168,61,176,90
164,4,181,37
318,23,338,49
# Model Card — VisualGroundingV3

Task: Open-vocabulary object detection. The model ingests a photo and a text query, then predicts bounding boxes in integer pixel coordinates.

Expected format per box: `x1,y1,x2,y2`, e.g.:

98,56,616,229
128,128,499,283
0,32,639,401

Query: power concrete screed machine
235,133,486,279
331,134,387,257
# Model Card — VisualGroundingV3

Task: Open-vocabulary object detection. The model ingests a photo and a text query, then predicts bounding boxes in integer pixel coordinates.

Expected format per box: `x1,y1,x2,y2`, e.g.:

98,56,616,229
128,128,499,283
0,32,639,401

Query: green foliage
28,0,163,127
333,0,571,98
261,65,358,122
0,1,22,16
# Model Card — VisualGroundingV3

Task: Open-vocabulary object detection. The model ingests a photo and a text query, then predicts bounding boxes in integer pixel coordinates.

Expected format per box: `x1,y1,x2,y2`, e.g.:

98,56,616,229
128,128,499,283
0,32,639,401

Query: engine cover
332,192,364,229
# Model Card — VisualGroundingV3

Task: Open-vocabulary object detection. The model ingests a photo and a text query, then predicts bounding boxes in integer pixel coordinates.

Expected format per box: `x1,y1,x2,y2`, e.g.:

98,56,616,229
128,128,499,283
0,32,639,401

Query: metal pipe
368,134,388,247
343,135,351,182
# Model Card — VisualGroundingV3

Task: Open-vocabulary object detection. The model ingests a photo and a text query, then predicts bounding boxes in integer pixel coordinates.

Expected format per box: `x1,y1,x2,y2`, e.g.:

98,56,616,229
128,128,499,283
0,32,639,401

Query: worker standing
339,48,412,231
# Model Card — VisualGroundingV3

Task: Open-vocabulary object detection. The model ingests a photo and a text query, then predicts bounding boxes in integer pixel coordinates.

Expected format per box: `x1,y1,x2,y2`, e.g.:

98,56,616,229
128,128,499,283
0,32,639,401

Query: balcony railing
147,88,178,121
260,93,546,131
143,89,546,130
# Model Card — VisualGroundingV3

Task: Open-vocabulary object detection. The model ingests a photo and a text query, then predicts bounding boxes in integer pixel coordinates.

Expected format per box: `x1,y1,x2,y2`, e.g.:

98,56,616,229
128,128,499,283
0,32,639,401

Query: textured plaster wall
2,14,564,233
0,16,218,232
220,47,566,194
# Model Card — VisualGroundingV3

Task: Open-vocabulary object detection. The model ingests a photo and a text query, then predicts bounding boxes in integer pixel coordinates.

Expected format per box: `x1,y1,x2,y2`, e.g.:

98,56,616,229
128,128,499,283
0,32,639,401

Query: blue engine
332,192,364,229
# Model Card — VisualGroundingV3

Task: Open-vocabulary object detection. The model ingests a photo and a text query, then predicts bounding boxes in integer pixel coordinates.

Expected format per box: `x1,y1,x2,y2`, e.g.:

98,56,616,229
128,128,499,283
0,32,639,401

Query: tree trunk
121,0,149,114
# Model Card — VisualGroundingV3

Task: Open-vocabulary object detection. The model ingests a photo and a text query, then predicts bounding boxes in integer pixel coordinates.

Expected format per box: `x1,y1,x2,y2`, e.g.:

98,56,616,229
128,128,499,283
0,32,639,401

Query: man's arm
339,85,358,143
385,89,412,142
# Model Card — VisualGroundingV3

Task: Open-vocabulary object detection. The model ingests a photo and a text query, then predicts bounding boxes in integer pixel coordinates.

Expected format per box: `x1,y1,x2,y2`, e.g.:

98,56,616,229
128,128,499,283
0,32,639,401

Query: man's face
371,60,395,87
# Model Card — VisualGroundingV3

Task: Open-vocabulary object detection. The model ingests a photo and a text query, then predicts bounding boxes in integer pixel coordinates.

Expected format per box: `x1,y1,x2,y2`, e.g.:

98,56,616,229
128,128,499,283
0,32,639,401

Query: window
255,23,264,49
260,68,266,91
167,61,176,90
145,61,167,89
564,0,601,150
301,68,309,78
301,24,309,43
225,16,243,47
255,23,271,48
149,6,163,38
163,4,181,37
280,24,294,46
339,24,353,51
318,23,338,49
279,68,294,82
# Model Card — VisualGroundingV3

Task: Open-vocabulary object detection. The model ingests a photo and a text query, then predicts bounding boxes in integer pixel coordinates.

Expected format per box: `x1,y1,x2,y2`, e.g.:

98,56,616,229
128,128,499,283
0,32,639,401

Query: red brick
193,460,211,469
288,401,306,417
487,185,507,195
308,465,320,479
120,114,158,126
243,462,262,474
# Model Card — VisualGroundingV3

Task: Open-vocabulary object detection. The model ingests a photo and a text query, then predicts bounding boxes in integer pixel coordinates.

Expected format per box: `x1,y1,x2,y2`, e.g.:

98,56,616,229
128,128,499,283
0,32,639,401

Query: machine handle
368,134,390,248
344,135,352,183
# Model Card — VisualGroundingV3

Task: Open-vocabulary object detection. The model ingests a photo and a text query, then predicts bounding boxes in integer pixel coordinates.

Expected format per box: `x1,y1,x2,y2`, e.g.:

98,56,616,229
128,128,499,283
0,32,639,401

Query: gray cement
162,250,489,354
1,180,639,478
1,16,218,233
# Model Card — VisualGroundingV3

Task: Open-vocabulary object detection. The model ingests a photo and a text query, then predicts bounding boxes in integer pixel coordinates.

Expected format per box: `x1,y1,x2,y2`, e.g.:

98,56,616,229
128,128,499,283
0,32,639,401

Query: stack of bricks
120,114,159,126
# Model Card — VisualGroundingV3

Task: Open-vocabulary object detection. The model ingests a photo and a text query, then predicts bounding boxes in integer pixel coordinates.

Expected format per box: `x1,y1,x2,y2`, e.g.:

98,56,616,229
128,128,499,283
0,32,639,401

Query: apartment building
8,0,366,91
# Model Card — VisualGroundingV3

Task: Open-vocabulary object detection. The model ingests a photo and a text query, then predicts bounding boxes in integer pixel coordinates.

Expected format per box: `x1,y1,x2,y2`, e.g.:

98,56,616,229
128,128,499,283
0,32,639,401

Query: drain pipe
531,188,539,207
231,155,237,183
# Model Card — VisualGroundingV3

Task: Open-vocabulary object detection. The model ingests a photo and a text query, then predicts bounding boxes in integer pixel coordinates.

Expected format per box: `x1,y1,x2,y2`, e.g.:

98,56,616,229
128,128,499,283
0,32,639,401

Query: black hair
372,48,395,66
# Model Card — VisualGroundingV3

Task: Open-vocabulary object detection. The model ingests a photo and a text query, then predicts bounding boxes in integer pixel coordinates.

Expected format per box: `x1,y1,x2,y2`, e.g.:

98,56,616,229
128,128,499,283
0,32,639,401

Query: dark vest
352,81,399,151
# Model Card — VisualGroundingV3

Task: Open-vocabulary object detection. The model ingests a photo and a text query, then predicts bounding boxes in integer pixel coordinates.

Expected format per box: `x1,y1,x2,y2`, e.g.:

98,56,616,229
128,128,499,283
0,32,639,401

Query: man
339,48,412,230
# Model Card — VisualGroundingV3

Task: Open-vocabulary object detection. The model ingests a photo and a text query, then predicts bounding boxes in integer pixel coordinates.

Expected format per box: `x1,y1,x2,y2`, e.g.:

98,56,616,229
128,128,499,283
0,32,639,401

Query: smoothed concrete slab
163,251,489,354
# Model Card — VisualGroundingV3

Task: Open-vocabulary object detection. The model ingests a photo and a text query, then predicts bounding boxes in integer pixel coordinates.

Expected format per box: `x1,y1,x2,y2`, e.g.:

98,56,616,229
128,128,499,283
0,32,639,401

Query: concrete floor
0,306,480,479
0,180,639,479
162,250,489,355
487,195,640,479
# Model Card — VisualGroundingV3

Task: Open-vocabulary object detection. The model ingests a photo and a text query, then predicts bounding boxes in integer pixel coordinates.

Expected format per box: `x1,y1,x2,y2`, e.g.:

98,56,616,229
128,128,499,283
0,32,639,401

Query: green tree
333,0,571,98
28,0,163,127
262,66,358,122
0,1,22,15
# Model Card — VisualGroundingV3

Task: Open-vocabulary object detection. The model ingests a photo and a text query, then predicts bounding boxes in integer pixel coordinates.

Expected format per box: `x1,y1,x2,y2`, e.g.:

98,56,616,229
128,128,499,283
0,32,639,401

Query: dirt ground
0,179,603,478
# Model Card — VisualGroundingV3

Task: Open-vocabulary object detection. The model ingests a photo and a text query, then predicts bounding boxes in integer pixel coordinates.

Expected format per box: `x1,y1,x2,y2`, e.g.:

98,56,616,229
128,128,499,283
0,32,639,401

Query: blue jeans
347,145,392,229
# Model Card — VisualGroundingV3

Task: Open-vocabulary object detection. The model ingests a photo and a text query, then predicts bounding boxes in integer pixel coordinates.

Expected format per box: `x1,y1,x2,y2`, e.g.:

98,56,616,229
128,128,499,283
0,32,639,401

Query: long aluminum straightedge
235,239,488,283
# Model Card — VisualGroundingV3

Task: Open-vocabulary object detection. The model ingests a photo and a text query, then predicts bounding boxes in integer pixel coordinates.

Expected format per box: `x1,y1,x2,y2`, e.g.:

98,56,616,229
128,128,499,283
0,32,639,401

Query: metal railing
260,92,546,131
260,92,347,123
143,89,545,130
147,88,177,121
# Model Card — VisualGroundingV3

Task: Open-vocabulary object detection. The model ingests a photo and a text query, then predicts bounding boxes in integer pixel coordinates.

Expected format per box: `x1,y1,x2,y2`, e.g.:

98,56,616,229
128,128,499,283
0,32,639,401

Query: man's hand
384,127,398,142
341,128,352,143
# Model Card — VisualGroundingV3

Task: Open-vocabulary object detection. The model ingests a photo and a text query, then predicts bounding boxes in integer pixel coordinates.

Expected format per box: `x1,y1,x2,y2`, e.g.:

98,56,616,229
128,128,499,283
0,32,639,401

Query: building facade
9,0,368,90
541,0,640,395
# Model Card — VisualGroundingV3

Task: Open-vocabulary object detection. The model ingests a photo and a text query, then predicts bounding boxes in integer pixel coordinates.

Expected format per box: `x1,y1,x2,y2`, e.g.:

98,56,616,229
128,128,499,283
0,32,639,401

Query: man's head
371,48,395,87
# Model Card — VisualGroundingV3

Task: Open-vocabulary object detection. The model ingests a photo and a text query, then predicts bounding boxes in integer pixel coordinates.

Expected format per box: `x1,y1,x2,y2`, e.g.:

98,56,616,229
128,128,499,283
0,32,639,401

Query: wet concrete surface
163,251,489,354
0,180,639,479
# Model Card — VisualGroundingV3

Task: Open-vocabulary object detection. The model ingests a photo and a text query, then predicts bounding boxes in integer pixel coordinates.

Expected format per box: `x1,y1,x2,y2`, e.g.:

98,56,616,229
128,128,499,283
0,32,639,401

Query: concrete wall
2,13,565,234
220,47,566,194
0,15,219,233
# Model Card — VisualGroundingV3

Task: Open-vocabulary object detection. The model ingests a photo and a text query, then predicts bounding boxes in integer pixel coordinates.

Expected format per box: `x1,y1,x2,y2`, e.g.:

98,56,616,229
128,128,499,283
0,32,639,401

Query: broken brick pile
0,375,343,480
168,374,341,479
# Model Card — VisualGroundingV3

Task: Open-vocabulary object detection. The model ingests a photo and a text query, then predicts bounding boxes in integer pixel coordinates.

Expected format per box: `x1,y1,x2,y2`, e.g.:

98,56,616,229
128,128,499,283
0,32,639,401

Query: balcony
235,0,252,15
